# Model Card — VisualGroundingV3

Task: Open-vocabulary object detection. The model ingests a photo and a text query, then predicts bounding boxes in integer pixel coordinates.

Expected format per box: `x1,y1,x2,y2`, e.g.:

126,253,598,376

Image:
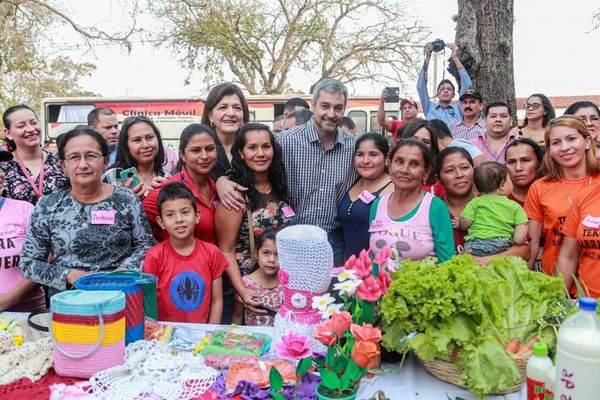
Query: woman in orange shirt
558,184,600,298
524,116,600,275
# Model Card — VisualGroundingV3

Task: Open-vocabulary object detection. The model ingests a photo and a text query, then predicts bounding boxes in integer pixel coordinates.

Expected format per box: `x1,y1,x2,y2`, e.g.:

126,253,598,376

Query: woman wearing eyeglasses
563,101,600,141
511,94,556,146
102,115,169,198
0,105,68,205
20,127,155,295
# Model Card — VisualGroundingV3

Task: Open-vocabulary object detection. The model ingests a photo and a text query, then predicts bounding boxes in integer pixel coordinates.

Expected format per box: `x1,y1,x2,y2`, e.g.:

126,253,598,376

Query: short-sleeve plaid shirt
277,120,357,231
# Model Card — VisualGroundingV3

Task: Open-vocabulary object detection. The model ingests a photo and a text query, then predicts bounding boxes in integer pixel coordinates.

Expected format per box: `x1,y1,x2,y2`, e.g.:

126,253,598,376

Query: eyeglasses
524,103,542,110
64,152,103,164
580,116,600,124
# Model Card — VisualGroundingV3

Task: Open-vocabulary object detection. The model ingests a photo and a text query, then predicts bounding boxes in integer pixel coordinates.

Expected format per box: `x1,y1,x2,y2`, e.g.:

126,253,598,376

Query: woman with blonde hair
524,116,599,275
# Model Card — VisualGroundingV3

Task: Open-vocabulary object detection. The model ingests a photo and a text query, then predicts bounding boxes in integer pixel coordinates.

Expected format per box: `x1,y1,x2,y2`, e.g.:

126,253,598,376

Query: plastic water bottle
526,342,553,400
544,365,555,400
554,297,600,399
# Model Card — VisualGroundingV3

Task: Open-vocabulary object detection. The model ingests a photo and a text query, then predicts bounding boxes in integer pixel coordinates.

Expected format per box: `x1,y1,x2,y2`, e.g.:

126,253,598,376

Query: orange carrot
517,336,537,354
505,338,520,353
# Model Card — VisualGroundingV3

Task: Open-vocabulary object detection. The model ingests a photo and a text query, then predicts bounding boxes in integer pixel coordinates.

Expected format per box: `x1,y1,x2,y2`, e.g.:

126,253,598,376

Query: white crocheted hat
273,225,333,350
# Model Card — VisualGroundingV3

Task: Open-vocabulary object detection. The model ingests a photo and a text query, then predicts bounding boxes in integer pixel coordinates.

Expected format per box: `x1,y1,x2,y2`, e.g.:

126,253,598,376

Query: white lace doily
0,336,53,385
86,340,219,400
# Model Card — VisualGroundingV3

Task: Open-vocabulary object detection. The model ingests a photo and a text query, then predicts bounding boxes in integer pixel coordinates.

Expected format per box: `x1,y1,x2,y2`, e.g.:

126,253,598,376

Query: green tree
152,0,427,94
0,0,137,112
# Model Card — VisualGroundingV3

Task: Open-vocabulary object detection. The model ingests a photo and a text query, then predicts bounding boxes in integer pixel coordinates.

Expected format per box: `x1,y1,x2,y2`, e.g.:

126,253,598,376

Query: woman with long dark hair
215,123,290,324
338,132,392,259
511,93,555,146
103,115,168,198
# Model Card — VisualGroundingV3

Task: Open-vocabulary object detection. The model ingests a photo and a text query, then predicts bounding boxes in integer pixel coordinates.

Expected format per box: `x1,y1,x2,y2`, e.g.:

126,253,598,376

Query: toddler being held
459,162,528,257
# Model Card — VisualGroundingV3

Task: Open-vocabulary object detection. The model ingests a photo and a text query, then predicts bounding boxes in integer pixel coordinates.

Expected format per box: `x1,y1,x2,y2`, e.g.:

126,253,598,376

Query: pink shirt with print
0,197,45,311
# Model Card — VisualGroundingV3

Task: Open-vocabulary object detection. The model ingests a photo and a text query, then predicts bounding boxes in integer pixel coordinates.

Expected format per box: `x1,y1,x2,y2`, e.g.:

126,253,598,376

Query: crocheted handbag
50,290,126,379
100,270,159,320
75,274,144,344
272,225,333,351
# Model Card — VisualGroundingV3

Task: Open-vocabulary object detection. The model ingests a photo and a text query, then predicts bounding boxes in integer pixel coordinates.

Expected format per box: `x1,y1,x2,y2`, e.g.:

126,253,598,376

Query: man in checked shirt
277,79,357,266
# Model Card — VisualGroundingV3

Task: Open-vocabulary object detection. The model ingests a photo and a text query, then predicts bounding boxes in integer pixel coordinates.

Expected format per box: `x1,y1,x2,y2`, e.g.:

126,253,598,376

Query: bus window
370,111,380,132
348,110,367,134
49,104,94,123
385,111,399,121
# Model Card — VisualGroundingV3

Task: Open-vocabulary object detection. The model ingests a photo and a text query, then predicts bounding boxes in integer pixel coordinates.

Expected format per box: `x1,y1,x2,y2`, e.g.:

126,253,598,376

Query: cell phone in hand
384,87,400,103
119,167,141,187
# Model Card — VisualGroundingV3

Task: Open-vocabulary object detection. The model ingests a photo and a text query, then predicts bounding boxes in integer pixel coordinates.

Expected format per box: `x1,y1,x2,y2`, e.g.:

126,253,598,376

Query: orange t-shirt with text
523,174,600,276
563,185,600,298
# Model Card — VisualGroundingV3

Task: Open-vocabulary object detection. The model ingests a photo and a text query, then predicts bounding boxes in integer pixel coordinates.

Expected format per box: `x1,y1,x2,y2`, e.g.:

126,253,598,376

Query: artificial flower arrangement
312,247,393,325
269,313,382,400
268,247,393,399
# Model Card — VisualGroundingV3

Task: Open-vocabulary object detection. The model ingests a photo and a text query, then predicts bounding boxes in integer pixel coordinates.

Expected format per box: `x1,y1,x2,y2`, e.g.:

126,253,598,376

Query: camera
431,39,445,53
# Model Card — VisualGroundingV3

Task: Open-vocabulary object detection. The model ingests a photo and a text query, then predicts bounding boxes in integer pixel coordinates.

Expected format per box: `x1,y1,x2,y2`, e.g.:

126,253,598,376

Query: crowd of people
1,42,600,327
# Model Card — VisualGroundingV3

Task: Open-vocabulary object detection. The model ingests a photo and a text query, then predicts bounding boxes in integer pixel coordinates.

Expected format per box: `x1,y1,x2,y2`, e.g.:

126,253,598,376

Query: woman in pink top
0,151,45,312
368,139,455,263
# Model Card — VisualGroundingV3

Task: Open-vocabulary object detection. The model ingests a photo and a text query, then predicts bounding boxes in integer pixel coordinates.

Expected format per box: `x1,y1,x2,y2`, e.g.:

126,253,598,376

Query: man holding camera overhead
417,42,473,125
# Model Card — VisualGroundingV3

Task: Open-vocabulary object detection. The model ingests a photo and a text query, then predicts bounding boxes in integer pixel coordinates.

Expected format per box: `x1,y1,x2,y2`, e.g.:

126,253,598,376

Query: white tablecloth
3,312,526,399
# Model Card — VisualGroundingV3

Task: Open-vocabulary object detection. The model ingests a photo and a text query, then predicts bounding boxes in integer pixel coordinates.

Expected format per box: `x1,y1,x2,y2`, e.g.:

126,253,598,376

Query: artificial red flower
377,269,392,293
355,276,384,302
354,257,372,279
350,323,382,343
344,254,357,270
374,246,392,268
352,341,380,368
314,323,337,346
330,311,352,337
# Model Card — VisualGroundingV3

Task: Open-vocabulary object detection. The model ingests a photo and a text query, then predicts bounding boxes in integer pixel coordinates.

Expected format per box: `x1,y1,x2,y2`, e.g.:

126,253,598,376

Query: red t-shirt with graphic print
143,239,228,323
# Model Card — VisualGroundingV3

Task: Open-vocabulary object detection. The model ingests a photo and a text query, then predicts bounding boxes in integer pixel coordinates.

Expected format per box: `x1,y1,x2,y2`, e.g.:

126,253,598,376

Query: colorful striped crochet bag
50,290,126,379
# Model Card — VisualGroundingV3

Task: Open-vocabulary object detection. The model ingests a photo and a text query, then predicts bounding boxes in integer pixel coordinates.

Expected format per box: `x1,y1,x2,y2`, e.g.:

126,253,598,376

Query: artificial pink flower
377,269,392,293
314,323,337,346
273,331,313,360
278,269,289,286
358,249,370,261
330,266,345,276
350,323,382,343
330,311,352,337
353,257,372,279
344,254,357,270
356,275,384,302
374,246,392,268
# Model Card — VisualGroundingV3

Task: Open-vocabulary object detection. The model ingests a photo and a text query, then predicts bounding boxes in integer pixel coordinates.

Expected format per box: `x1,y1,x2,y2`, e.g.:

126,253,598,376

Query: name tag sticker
582,215,600,229
359,190,376,204
369,219,384,232
282,205,295,218
91,210,116,225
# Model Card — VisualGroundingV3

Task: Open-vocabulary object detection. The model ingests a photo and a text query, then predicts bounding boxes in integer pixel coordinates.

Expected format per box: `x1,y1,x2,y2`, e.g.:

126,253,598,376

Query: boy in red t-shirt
143,182,227,323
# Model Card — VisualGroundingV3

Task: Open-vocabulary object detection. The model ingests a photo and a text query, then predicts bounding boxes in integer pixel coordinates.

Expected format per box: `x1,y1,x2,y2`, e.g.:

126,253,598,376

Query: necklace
561,176,592,206
70,185,105,228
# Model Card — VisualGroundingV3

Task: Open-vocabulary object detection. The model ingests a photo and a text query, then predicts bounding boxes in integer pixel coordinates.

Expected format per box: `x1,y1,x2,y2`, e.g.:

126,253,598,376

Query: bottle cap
532,342,548,357
579,297,597,312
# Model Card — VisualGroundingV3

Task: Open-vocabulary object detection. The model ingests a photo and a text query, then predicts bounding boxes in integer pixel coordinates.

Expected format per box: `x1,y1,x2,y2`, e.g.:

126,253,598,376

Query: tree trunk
450,0,516,117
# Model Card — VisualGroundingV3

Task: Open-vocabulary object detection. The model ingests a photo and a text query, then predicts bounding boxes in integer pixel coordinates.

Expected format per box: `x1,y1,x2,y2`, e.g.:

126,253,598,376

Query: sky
53,0,600,99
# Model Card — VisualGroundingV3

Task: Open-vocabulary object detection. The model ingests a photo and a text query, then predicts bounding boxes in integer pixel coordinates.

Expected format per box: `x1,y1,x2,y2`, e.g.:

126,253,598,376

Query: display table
2,312,526,400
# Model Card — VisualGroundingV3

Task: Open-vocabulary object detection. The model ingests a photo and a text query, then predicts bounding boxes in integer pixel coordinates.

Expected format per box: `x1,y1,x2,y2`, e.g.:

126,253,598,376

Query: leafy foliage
151,0,428,94
0,1,137,113
381,255,569,397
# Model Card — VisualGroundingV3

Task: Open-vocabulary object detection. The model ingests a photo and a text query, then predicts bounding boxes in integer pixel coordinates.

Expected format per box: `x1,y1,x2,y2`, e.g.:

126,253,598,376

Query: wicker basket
420,350,531,395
